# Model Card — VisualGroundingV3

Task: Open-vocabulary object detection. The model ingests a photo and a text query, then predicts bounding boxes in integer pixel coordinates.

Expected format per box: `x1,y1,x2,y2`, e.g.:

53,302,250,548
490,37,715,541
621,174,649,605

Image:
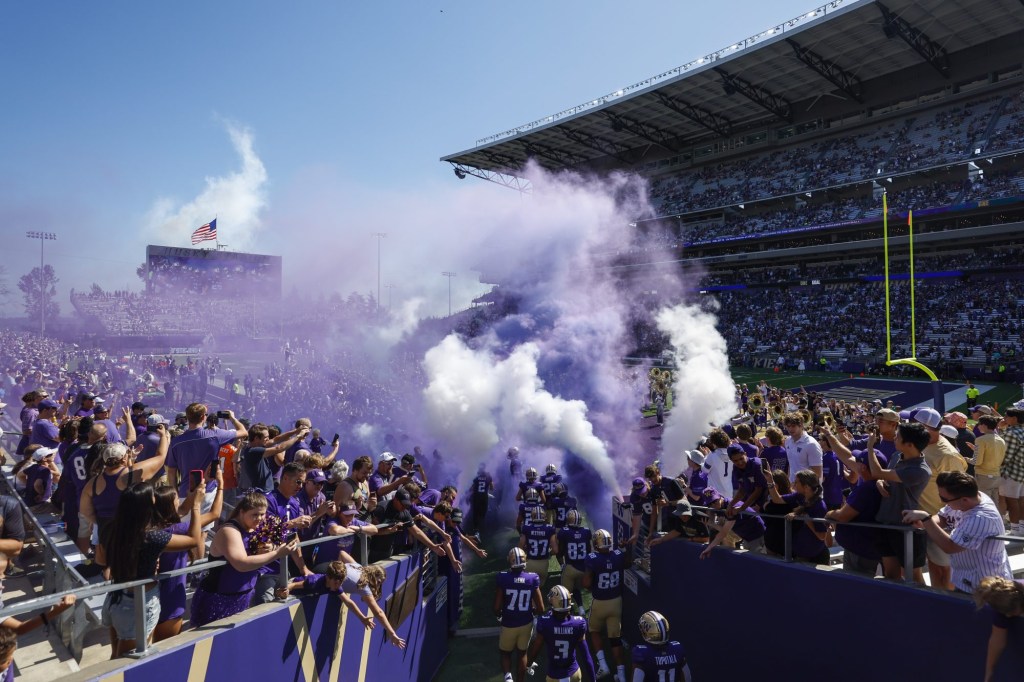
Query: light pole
385,283,395,311
373,232,386,312
442,271,456,317
25,231,57,336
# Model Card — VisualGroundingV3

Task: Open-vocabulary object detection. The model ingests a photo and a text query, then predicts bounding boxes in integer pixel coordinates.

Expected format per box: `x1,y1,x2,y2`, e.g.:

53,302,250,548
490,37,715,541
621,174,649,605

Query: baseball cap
911,408,941,429
82,392,98,400
393,489,412,505
726,444,745,457
379,452,397,463
401,453,415,465
147,414,168,427
339,504,359,517
131,401,147,411
686,450,706,467
450,508,464,524
671,499,693,518
307,469,327,484
631,477,647,490
38,398,59,410
939,424,959,439
101,443,129,463
175,412,187,420
874,408,900,423
852,448,888,468
944,412,968,429
32,446,58,461
970,404,992,415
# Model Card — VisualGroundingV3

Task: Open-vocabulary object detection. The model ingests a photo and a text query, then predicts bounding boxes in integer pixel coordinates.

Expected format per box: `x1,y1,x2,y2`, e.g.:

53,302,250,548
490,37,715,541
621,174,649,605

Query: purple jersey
730,457,768,507
518,501,543,524
551,495,578,528
518,480,544,498
821,450,846,508
540,472,562,500
632,641,687,679
557,527,591,571
471,473,493,496
585,549,626,600
419,488,442,507
29,419,60,447
496,570,540,628
629,489,653,520
167,427,237,496
521,523,555,560
761,445,789,474
535,613,589,679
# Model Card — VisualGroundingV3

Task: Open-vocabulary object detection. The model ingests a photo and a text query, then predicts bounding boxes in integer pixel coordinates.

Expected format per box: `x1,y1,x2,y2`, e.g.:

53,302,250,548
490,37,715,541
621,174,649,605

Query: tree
18,265,60,327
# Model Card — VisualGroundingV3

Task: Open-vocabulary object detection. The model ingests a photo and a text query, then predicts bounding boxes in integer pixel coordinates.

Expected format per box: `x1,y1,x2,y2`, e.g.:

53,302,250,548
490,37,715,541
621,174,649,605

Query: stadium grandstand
444,0,1024,384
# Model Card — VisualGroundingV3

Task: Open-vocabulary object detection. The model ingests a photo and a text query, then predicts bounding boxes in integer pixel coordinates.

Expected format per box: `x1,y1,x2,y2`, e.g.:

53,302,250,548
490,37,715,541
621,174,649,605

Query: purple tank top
204,521,259,594
92,468,127,519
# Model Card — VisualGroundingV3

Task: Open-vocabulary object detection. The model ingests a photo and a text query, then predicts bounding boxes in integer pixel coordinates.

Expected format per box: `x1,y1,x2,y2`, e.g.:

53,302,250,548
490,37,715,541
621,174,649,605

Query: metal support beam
483,150,523,171
877,2,950,78
518,140,588,168
714,68,792,122
449,162,532,193
559,126,633,164
653,92,733,137
786,39,865,103
601,111,680,153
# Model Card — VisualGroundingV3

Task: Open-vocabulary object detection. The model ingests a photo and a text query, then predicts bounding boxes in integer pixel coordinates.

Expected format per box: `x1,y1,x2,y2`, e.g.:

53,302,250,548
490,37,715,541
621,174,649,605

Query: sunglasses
938,494,963,504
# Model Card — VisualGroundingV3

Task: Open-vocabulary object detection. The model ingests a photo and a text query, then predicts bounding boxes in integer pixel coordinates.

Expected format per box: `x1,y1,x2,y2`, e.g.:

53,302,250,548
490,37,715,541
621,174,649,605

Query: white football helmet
546,463,557,474
593,529,612,551
525,487,541,504
565,509,582,527
548,585,573,613
525,467,538,482
507,446,520,459
530,506,546,524
639,611,670,645
508,547,527,569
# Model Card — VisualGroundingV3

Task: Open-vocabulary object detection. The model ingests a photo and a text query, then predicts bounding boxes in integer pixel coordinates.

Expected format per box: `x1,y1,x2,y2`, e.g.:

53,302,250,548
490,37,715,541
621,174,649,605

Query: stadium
1,0,1023,681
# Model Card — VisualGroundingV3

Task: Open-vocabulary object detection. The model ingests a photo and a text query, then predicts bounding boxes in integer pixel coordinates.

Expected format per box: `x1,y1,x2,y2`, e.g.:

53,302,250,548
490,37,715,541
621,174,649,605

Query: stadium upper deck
442,0,1024,186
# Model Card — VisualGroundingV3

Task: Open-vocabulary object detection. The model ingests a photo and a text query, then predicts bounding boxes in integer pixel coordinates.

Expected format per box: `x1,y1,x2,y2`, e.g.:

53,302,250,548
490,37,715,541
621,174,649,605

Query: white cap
32,446,58,461
379,452,397,463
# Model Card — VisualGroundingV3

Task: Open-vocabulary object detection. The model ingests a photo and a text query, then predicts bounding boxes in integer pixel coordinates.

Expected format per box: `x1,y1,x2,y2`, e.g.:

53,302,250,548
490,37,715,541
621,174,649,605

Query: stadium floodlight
454,167,467,180
25,231,58,337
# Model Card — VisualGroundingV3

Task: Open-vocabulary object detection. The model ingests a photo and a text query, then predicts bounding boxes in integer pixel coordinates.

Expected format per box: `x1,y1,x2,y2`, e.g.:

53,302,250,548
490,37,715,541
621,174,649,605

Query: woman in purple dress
151,467,226,643
190,491,298,628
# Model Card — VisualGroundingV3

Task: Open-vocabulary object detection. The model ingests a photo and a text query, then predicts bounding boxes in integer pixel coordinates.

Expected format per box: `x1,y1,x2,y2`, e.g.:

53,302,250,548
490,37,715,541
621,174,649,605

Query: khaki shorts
588,596,622,636
999,477,1024,499
546,672,582,682
526,558,550,586
499,622,534,652
975,474,1002,501
77,512,94,540
561,564,584,592
925,539,950,567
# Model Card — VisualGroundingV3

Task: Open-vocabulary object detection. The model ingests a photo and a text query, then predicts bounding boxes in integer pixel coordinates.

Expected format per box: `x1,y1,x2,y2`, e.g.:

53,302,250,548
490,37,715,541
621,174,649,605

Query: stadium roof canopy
441,0,1024,185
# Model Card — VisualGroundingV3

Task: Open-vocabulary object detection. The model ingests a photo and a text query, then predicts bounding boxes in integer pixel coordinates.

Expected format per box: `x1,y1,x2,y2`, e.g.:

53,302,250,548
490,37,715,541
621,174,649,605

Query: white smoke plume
655,301,737,474
422,334,620,496
145,122,267,248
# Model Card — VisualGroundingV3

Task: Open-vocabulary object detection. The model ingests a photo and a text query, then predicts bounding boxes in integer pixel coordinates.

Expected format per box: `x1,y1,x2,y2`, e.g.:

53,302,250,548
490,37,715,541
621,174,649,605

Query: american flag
191,219,217,245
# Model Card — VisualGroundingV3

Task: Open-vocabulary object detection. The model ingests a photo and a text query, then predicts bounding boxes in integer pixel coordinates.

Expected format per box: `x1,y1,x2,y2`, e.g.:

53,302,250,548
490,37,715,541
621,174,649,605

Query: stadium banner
622,540,1024,682
66,553,449,682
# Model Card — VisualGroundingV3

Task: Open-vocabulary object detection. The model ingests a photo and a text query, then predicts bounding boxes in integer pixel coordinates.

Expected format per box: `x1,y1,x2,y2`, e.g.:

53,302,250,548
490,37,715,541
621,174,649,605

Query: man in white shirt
783,413,823,481
704,429,734,499
902,471,1012,594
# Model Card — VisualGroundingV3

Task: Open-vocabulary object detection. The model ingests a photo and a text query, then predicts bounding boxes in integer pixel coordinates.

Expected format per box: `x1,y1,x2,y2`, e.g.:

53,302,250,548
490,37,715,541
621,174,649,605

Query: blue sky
0,0,821,317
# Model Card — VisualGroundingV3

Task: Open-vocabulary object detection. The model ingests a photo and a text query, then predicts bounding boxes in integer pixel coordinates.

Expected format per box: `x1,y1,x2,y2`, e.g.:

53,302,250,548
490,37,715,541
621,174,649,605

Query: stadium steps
976,95,1013,152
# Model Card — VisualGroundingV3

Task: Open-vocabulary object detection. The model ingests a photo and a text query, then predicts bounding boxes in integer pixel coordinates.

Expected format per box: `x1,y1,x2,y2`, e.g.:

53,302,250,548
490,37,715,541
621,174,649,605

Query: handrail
638,501,1024,584
0,520,398,648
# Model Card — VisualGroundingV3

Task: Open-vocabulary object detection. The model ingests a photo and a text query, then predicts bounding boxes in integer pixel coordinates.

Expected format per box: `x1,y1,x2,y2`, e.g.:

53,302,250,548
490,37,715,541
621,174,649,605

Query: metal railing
0,519,437,658
687,504,1024,584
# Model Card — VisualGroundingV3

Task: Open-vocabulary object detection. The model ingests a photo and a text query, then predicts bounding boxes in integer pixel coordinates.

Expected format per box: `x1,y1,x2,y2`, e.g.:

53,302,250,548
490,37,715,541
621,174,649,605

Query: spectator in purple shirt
19,446,59,507
826,449,888,576
765,469,831,564
29,399,60,449
166,403,247,512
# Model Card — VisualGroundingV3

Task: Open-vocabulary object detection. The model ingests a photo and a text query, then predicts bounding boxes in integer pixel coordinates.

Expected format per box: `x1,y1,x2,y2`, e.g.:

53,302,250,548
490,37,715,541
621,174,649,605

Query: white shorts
999,477,1024,499
926,539,951,567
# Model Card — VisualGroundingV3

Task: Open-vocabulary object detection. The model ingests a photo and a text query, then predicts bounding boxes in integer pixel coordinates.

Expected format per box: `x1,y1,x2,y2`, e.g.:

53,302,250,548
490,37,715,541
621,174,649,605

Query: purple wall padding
622,541,1023,682
81,554,448,682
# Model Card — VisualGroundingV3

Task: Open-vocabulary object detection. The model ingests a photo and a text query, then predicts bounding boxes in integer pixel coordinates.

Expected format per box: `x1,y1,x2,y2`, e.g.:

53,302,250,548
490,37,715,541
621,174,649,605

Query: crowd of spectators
649,87,1024,218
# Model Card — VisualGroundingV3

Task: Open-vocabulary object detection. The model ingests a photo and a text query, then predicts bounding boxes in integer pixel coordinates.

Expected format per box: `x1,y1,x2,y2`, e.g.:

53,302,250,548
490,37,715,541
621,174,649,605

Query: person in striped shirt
902,471,1012,594
997,408,1024,536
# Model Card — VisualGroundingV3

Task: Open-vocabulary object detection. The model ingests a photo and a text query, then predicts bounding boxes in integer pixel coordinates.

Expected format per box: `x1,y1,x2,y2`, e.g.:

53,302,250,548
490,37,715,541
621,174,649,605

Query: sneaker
596,664,610,679
504,674,513,682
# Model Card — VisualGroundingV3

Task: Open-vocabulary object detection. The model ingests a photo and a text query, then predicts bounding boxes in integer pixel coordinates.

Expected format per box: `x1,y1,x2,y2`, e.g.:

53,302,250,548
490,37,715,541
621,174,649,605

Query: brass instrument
822,412,836,430
748,393,765,412
649,367,663,381
768,402,784,420
800,409,813,430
